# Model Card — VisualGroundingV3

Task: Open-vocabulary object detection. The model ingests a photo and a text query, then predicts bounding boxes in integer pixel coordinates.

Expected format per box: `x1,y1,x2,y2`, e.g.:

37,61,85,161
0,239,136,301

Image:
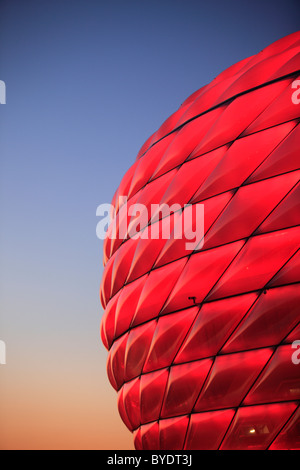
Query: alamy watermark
0,340,6,365
291,340,300,365
291,79,300,105
96,197,204,251
0,80,6,104
1,81,7,364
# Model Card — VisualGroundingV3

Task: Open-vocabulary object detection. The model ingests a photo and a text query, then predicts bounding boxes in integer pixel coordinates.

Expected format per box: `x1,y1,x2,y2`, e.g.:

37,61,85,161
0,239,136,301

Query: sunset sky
0,0,298,450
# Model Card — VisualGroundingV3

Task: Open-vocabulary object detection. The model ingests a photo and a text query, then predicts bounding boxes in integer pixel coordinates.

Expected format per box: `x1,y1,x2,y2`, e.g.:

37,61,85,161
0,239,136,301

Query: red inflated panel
269,407,300,450
220,403,298,450
100,32,300,449
184,410,235,450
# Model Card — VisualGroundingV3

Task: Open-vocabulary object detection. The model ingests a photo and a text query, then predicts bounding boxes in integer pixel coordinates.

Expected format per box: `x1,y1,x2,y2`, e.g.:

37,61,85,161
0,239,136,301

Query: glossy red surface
100,31,300,449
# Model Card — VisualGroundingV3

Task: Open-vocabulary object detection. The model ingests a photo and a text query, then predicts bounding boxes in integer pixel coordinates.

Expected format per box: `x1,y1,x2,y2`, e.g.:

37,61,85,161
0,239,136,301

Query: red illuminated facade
100,31,300,450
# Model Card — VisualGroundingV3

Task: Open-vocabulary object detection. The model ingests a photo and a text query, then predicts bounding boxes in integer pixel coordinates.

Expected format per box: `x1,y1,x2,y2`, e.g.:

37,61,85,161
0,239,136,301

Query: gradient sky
0,0,299,450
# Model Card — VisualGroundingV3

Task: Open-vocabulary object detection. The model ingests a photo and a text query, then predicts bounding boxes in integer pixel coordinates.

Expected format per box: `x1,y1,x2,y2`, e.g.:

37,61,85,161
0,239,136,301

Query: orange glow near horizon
0,347,133,450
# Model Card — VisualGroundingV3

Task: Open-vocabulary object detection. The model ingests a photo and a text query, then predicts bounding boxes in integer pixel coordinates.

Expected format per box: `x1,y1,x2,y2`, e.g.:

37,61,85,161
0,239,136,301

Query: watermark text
291,340,300,365
96,197,204,251
0,80,6,104
0,340,6,365
291,79,300,105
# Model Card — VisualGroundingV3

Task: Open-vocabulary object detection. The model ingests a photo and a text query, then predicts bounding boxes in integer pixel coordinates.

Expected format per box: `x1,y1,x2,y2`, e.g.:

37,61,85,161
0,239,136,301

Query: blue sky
0,0,298,449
